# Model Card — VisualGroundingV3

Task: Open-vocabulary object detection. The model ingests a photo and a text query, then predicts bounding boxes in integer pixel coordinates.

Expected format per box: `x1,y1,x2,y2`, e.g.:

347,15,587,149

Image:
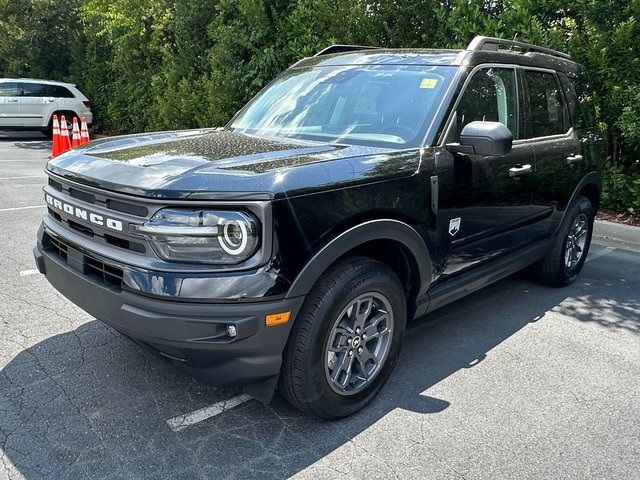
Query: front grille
45,175,152,261
85,256,124,288
107,199,149,217
43,233,124,289
68,220,95,237
45,234,68,261
49,176,149,216
48,178,63,191
69,188,95,204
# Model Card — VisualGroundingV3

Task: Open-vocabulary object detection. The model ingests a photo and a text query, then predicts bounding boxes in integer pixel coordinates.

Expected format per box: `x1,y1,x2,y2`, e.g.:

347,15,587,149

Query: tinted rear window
46,85,75,98
523,70,566,138
20,82,47,97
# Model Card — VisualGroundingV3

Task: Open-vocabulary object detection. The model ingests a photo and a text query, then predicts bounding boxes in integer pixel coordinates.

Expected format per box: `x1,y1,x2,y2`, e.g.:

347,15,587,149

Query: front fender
285,219,433,299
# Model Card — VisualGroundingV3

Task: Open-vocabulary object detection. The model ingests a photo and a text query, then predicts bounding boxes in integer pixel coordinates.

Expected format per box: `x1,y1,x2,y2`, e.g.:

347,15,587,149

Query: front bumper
34,234,305,387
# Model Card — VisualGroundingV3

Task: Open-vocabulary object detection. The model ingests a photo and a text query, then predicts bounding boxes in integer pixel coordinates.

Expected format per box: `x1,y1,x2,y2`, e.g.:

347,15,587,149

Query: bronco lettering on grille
45,194,124,232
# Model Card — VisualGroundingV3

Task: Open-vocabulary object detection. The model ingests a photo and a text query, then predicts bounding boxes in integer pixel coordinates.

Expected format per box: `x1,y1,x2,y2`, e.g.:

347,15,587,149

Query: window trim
516,66,571,143
438,63,520,146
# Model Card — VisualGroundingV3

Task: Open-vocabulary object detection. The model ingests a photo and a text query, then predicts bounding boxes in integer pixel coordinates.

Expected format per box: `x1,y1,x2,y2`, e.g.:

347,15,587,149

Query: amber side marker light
265,311,291,326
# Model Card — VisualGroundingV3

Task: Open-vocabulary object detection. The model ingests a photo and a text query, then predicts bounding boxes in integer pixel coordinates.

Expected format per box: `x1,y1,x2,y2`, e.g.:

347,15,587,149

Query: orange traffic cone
59,115,72,154
80,116,90,144
71,117,81,148
51,115,61,157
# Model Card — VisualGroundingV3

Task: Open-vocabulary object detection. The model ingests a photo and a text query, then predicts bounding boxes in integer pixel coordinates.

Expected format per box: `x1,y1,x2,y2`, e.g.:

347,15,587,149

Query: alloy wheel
325,292,394,396
564,213,589,270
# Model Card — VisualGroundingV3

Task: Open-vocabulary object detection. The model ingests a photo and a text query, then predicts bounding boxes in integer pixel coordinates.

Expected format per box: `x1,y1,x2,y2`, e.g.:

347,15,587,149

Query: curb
593,220,640,249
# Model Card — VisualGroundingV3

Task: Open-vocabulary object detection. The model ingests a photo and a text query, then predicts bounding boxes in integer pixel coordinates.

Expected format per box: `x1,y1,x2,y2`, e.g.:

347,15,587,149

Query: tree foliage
0,0,638,211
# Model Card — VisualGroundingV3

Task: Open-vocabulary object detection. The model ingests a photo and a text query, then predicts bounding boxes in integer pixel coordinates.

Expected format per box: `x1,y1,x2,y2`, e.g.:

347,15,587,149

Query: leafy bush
0,0,638,212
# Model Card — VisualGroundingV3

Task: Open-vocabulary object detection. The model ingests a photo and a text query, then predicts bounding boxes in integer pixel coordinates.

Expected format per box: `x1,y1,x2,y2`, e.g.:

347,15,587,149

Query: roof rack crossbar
467,36,571,60
314,44,380,57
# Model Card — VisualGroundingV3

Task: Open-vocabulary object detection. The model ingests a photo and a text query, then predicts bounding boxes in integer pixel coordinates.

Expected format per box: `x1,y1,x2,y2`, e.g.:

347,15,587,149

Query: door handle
44,98,55,104
566,154,583,165
508,164,532,178
8,99,19,103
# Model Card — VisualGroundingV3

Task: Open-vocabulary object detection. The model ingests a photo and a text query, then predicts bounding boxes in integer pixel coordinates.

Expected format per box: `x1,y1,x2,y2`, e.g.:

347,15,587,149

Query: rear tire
46,112,76,139
534,195,595,287
280,256,406,420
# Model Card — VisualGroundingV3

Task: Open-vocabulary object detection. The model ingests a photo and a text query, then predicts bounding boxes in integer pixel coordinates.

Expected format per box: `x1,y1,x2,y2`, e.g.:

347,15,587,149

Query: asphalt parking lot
1,131,639,480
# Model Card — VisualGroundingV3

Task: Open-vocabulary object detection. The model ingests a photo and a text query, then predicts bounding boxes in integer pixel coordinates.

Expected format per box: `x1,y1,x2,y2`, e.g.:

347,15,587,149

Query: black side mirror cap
446,121,513,156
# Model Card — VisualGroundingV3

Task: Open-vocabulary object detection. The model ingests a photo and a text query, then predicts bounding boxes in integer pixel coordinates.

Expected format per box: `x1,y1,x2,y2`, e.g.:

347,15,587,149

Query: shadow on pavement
0,131,47,141
1,247,638,479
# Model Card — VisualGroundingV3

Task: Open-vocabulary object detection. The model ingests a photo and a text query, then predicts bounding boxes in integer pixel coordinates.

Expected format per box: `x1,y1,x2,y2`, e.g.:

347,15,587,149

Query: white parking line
19,269,39,277
166,394,252,432
0,175,44,180
0,205,45,213
586,246,616,263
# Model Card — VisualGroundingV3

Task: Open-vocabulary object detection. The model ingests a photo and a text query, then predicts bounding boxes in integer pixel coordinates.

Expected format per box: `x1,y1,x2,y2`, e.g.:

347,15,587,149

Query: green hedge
1,0,638,212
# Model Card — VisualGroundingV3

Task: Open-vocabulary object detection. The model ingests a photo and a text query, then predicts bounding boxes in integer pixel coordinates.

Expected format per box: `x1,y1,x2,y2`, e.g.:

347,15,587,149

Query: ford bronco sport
35,37,603,419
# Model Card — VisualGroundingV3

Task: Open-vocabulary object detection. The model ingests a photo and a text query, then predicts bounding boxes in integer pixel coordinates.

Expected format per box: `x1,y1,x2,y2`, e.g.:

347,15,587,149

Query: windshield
228,65,456,148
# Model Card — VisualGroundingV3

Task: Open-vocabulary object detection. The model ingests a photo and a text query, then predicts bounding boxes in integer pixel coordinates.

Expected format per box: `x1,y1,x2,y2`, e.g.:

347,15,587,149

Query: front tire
280,257,406,420
534,195,595,287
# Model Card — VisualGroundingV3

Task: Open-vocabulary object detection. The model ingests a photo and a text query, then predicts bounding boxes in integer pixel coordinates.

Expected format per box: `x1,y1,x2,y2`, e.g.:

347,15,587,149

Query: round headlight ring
218,217,249,255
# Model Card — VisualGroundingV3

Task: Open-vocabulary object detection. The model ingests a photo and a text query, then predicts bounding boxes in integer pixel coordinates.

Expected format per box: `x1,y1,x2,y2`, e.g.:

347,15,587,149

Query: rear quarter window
45,85,75,98
558,72,596,129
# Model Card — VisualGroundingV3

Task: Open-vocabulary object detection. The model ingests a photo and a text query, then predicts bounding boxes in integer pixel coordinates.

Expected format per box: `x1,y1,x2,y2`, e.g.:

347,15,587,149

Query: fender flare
285,219,433,299
559,171,602,228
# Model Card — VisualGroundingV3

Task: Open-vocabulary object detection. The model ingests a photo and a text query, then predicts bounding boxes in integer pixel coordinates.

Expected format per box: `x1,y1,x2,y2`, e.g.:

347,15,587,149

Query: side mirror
447,121,513,156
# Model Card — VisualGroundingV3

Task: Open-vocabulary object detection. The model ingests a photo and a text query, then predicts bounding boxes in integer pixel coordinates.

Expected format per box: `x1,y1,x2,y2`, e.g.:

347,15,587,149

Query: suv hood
46,128,418,199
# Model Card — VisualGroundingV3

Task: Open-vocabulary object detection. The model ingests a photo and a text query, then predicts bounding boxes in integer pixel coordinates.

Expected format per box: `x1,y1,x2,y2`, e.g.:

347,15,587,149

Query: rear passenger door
19,82,54,127
0,82,22,127
520,69,584,243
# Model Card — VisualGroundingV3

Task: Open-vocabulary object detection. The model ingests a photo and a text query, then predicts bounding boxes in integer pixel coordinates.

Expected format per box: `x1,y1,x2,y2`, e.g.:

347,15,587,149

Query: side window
456,67,518,139
45,85,75,98
21,82,46,97
0,82,20,97
523,70,566,138
558,73,577,125
559,72,596,129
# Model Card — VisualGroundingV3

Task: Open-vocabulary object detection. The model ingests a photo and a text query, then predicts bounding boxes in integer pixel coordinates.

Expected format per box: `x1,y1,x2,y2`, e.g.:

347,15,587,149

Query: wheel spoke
358,347,376,367
364,326,391,342
331,353,354,389
355,355,370,380
363,311,388,337
352,297,373,329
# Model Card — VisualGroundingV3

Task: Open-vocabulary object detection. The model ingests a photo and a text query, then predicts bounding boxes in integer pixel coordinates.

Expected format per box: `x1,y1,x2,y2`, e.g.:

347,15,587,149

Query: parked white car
0,78,93,137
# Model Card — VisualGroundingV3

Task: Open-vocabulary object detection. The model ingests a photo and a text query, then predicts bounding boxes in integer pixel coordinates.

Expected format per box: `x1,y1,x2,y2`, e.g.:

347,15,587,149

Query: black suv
35,37,603,419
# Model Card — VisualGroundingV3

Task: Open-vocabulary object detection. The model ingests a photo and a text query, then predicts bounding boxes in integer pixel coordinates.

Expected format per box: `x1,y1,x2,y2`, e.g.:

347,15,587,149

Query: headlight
131,209,260,265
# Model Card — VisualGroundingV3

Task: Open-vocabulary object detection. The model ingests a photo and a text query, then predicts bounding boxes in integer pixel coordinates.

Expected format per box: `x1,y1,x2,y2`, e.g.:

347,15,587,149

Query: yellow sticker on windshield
420,78,438,89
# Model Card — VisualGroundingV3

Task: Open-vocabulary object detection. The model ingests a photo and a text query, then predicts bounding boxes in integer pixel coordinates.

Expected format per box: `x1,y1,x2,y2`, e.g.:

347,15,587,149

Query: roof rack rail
314,44,380,57
467,36,571,60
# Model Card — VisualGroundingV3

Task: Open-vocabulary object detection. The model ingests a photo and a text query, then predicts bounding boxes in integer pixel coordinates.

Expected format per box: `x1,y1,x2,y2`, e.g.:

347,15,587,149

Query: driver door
0,82,22,127
435,66,534,282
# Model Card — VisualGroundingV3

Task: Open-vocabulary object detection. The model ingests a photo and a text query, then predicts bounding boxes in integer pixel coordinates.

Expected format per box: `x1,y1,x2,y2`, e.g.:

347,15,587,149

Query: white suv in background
0,78,93,137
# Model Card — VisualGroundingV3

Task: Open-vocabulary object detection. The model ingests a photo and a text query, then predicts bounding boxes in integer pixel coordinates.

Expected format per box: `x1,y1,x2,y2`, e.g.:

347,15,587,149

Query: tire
280,256,406,420
46,112,76,139
534,195,595,287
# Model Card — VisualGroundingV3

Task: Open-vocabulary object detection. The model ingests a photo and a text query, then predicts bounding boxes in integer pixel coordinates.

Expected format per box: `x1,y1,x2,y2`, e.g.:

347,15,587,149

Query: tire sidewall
298,264,406,418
